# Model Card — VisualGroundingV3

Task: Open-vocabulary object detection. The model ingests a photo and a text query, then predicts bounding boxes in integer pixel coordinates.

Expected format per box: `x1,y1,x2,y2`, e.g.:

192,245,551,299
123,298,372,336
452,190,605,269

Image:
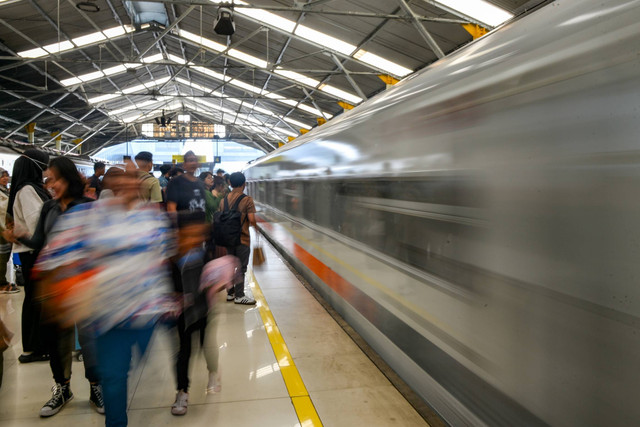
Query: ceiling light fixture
214,6,235,36
76,1,100,13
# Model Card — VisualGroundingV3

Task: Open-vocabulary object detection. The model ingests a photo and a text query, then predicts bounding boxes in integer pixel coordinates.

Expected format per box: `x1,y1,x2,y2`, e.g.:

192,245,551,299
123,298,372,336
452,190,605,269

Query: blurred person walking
34,169,175,427
6,157,101,417
7,149,50,363
0,168,17,294
170,212,233,415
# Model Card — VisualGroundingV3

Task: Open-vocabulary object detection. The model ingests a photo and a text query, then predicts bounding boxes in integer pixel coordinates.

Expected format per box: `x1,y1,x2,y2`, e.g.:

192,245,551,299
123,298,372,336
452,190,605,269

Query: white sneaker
206,371,221,394
226,293,235,301
171,390,188,416
234,295,256,305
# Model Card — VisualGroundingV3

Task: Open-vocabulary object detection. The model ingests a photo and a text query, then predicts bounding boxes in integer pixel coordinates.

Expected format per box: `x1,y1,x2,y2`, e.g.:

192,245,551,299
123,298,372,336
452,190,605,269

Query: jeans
226,244,250,297
96,327,154,427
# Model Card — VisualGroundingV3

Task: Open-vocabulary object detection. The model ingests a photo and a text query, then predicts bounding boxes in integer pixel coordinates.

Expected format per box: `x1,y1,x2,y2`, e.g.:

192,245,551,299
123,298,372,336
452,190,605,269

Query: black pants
176,315,207,392
19,251,45,354
44,322,100,384
0,250,10,287
226,244,250,297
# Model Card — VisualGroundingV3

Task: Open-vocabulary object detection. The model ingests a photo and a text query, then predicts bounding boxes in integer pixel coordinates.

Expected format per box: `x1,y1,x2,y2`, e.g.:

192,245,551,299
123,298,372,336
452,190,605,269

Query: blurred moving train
245,1,640,425
0,140,96,177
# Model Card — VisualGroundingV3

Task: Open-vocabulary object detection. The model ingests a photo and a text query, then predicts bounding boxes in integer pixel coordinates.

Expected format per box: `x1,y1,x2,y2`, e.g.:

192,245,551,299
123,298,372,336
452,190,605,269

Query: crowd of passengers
0,148,259,426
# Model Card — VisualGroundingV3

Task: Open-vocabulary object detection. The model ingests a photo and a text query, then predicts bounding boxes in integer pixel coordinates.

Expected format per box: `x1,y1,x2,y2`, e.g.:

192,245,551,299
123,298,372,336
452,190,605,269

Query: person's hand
1,228,16,243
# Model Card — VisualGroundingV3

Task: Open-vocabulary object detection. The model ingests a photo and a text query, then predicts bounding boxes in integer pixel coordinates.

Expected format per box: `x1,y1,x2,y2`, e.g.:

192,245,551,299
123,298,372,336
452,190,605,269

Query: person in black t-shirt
166,151,206,213
88,162,105,199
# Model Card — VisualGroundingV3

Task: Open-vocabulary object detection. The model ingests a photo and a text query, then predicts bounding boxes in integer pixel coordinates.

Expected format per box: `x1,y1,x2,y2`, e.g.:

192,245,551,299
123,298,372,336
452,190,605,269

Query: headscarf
7,148,51,216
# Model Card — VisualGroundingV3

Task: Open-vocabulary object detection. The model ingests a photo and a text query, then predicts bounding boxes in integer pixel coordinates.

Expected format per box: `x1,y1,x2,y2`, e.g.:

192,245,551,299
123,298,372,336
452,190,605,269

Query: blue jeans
96,327,154,427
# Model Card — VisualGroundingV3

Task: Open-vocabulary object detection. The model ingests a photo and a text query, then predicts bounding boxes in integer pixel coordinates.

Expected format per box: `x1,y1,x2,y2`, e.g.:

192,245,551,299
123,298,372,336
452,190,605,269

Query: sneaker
19,353,50,363
171,390,189,416
89,383,105,414
40,383,73,417
234,295,256,305
226,293,235,301
206,371,221,394
0,284,19,294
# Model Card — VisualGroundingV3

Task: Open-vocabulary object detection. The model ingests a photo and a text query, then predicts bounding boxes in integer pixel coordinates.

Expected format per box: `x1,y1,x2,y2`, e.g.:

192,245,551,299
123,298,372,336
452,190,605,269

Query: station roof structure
0,0,547,155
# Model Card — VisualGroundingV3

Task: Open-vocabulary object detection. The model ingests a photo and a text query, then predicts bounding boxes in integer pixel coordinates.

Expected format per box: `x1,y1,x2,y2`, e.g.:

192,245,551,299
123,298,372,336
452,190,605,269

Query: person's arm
248,212,257,228
13,187,44,238
165,179,178,212
150,179,163,203
16,203,49,250
247,197,257,227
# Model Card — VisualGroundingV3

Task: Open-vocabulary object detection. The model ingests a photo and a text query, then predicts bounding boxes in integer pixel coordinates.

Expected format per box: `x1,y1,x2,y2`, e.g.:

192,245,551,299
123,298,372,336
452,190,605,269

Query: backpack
212,194,247,247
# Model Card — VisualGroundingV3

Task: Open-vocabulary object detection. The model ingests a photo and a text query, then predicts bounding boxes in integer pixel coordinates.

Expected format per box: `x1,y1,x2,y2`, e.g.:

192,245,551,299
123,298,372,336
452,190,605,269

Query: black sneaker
40,383,73,417
89,383,105,414
18,353,50,363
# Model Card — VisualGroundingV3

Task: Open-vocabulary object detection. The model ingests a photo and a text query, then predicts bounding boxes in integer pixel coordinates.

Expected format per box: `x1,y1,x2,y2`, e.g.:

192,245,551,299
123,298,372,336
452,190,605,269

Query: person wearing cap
134,151,162,203
5,149,51,363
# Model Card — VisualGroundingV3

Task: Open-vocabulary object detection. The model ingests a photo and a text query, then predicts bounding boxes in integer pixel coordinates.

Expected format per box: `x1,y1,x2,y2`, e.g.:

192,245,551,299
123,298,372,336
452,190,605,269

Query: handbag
252,234,266,267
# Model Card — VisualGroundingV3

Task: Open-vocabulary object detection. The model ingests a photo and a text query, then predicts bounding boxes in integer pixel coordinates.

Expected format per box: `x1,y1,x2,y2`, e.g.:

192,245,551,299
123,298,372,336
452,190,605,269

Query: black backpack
213,194,247,247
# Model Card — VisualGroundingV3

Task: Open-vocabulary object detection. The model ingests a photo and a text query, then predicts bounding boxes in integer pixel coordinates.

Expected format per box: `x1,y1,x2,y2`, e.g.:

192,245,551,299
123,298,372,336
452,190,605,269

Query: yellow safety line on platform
250,270,323,427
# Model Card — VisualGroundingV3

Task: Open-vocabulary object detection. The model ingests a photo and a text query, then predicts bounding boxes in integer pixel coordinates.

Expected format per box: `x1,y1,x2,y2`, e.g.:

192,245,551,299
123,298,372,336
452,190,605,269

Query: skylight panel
274,127,298,138
142,53,164,63
123,113,142,123
190,66,333,119
88,94,119,104
318,84,362,104
265,93,285,101
177,29,225,52
17,47,48,58
230,79,263,95
167,54,187,65
294,25,356,56
103,64,127,76
79,70,105,82
42,41,74,54
352,49,413,78
60,76,82,86
228,49,268,68
236,7,297,33
102,25,134,39
284,117,312,130
435,0,513,27
251,105,277,117
122,83,147,94
72,31,107,47
143,76,170,88
274,69,320,88
192,66,226,81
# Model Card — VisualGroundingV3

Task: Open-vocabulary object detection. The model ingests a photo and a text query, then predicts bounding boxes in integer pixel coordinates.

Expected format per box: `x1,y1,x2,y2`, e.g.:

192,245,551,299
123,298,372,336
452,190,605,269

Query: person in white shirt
0,168,16,294
6,149,51,363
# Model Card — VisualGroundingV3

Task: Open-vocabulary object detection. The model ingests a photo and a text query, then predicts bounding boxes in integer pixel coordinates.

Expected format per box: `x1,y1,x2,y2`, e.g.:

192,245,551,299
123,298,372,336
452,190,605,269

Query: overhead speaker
213,7,235,36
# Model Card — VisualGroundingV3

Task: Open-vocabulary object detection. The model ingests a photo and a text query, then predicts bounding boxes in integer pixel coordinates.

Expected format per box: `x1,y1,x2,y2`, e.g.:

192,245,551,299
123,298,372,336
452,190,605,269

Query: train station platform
0,231,428,426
